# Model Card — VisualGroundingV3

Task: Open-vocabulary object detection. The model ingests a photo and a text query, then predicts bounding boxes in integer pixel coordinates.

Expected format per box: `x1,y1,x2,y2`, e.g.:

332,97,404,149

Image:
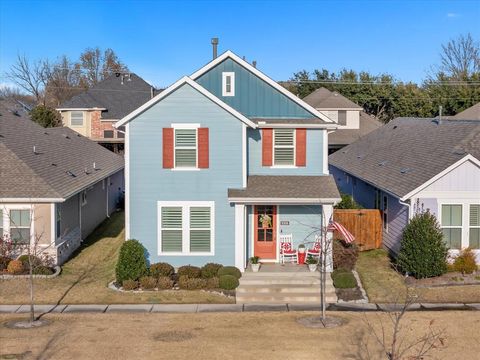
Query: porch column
234,204,246,272
323,204,334,272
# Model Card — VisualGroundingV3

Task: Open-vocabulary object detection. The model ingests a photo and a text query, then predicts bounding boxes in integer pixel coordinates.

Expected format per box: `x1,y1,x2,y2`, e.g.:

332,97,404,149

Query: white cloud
447,13,460,18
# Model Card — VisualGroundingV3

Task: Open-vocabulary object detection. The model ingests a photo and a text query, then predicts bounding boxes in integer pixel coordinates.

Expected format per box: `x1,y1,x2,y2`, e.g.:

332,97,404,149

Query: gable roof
0,100,124,202
58,73,157,120
329,111,383,145
303,87,363,110
451,102,480,120
190,51,334,124
115,76,257,128
329,117,480,200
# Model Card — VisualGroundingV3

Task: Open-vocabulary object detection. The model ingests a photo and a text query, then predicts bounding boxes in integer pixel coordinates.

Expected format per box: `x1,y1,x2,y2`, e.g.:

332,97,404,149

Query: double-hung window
174,129,197,168
273,129,295,166
158,202,214,255
469,204,480,249
222,72,235,96
441,204,462,249
10,209,31,244
71,111,84,126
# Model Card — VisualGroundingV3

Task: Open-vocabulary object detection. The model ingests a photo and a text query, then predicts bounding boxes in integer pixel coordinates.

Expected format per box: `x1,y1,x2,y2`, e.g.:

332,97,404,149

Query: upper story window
71,111,84,126
175,128,197,168
103,130,114,138
273,129,295,166
338,111,347,126
222,72,235,97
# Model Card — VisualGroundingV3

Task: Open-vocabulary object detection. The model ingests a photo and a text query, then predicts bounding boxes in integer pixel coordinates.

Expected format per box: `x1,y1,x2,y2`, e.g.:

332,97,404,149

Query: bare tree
43,56,83,107
78,47,128,87
439,33,480,79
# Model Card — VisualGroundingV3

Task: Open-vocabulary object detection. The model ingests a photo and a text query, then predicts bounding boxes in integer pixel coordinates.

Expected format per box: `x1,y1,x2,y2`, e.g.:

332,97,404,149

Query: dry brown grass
1,311,479,359
0,212,232,305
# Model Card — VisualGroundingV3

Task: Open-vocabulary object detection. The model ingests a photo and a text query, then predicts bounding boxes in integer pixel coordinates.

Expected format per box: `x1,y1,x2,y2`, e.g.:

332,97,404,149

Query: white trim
190,51,334,123
322,130,329,175
401,155,480,201
269,165,298,169
438,202,464,249
56,108,107,111
0,204,34,244
171,123,201,129
222,72,235,97
315,107,363,111
157,201,215,256
234,204,246,270
125,123,130,240
170,168,201,172
229,197,341,205
242,123,247,188
50,203,56,245
70,111,85,127
256,123,338,129
115,76,257,128
0,198,64,203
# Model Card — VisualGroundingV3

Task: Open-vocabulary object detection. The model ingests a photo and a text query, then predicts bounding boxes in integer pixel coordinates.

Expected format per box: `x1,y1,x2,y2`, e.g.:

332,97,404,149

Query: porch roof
228,175,341,204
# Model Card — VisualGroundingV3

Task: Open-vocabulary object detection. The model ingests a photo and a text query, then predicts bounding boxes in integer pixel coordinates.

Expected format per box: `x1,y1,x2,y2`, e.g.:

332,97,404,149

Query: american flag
327,220,355,243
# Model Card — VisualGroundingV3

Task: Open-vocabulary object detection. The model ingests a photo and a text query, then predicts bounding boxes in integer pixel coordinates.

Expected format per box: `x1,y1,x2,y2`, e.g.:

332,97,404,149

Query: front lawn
0,211,233,305
356,249,480,303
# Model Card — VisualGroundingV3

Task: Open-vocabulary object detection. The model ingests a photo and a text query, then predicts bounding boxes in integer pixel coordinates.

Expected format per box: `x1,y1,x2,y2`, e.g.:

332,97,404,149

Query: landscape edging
0,266,61,280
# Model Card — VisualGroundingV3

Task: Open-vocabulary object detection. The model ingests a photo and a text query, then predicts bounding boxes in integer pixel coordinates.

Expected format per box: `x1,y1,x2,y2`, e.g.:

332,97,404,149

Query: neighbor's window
273,129,295,166
338,110,347,126
469,204,480,249
441,204,462,249
222,72,235,96
159,202,214,255
9,209,31,244
174,129,197,168
103,130,114,138
71,111,84,126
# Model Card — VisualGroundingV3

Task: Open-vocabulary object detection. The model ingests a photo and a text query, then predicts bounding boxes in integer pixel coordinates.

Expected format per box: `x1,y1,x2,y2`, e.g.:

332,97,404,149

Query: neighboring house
0,99,124,264
303,87,382,154
329,117,480,263
57,73,157,154
449,102,480,120
116,50,341,271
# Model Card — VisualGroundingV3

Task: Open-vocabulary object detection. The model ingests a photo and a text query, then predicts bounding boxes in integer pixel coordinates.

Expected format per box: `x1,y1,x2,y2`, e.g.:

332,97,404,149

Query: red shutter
262,129,273,166
198,128,209,168
296,128,306,166
163,128,174,168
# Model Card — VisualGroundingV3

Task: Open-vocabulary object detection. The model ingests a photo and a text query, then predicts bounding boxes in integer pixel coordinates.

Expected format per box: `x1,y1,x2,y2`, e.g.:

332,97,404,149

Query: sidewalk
1,302,479,314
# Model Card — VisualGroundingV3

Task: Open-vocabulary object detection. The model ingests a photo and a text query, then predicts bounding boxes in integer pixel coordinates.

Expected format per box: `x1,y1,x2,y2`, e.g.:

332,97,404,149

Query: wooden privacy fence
333,209,383,251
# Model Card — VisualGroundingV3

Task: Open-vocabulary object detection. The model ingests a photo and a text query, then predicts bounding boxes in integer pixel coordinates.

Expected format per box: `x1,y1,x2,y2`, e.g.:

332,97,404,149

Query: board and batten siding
195,58,314,119
128,83,244,266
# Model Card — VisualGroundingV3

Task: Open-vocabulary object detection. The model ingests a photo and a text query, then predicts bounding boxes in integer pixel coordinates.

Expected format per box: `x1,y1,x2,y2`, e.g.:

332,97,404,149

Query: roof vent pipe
211,38,219,59
438,105,443,124
252,60,257,68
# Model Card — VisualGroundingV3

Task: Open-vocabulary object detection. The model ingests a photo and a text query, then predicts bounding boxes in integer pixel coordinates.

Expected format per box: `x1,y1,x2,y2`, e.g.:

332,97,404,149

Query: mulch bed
335,287,364,301
405,272,480,287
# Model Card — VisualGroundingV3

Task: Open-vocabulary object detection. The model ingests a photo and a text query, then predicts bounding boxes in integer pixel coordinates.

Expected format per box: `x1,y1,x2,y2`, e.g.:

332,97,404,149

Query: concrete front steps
236,270,337,304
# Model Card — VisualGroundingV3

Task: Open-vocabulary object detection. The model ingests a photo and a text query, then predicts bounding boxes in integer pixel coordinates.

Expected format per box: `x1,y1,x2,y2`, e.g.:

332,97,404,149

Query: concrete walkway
0,303,479,314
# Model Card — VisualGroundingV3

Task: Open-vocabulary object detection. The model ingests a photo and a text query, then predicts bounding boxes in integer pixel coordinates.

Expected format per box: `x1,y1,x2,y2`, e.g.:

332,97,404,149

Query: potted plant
259,214,272,228
250,256,260,272
298,244,305,254
306,255,318,272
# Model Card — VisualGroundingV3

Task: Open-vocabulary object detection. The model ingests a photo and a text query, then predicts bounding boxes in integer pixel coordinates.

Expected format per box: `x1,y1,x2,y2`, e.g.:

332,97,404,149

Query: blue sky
1,0,479,88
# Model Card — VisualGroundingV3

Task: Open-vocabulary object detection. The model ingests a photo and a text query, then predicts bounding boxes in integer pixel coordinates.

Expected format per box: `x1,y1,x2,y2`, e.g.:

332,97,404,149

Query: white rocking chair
279,234,298,264
305,235,321,261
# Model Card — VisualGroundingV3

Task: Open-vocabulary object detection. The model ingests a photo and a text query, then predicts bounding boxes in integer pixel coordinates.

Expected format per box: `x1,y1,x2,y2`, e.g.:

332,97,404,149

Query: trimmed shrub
332,269,357,289
122,279,139,291
218,266,241,279
397,210,448,278
333,240,359,271
0,256,11,271
219,274,239,290
18,255,42,269
453,248,478,274
178,275,207,290
115,239,148,283
335,194,362,210
7,260,24,274
205,277,220,289
33,266,54,275
177,265,201,278
150,262,174,278
201,263,223,278
157,276,174,290
140,276,157,290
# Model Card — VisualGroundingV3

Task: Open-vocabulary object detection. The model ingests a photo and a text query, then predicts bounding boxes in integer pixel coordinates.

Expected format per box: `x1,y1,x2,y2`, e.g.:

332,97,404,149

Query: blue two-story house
115,51,341,271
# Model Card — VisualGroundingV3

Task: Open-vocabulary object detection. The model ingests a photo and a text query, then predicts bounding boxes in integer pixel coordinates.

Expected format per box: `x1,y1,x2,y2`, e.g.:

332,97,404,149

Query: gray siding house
329,117,480,263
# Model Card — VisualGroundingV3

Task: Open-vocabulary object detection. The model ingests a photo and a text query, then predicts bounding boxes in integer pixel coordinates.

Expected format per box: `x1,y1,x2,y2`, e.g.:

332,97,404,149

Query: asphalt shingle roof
329,117,480,198
302,87,363,109
451,102,480,120
59,73,157,120
228,175,340,201
0,100,124,200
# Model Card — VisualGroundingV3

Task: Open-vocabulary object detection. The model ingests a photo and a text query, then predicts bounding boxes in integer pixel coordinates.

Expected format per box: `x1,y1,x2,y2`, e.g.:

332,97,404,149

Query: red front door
254,205,277,260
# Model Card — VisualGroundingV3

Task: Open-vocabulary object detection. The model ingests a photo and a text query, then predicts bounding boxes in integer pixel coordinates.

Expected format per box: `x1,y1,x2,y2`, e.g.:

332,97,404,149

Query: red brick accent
163,128,174,168
198,128,209,168
296,128,306,166
90,110,117,139
262,129,273,166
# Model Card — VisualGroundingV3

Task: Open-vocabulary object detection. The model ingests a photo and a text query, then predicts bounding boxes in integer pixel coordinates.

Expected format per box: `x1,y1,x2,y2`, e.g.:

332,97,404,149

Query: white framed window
71,111,84,126
469,204,480,249
382,195,388,232
81,191,87,206
174,128,198,168
9,209,31,244
158,201,214,255
222,72,235,96
441,204,462,249
273,129,295,166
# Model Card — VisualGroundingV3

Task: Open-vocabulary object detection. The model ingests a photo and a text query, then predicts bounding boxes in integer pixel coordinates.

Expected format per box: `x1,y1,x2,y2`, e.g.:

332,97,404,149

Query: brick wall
90,110,117,140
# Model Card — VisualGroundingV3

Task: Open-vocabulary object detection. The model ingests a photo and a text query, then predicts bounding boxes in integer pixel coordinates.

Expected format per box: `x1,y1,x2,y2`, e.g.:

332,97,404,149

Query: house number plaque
280,221,289,225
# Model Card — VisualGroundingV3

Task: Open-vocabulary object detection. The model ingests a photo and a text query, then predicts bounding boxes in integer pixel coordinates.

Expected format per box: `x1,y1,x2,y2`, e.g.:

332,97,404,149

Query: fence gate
333,209,382,251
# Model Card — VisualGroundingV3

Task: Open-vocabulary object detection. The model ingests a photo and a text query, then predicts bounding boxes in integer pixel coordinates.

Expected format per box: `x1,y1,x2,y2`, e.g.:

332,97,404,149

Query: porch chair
305,235,321,261
279,234,298,264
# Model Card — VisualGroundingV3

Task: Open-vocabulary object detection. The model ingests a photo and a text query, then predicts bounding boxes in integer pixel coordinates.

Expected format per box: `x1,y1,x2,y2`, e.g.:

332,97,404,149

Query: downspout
106,178,110,218
398,198,411,221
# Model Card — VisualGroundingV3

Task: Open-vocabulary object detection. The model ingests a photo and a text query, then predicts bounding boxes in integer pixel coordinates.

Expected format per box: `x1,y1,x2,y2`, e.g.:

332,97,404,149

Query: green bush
115,239,148,283
178,275,207,290
122,279,139,291
201,263,223,278
334,194,362,209
157,276,174,290
217,266,241,279
205,277,220,289
177,265,201,278
397,210,448,278
219,274,239,290
332,269,357,288
32,266,54,275
150,262,174,278
333,240,359,271
18,255,42,269
140,276,157,290
453,248,478,274
0,256,11,271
